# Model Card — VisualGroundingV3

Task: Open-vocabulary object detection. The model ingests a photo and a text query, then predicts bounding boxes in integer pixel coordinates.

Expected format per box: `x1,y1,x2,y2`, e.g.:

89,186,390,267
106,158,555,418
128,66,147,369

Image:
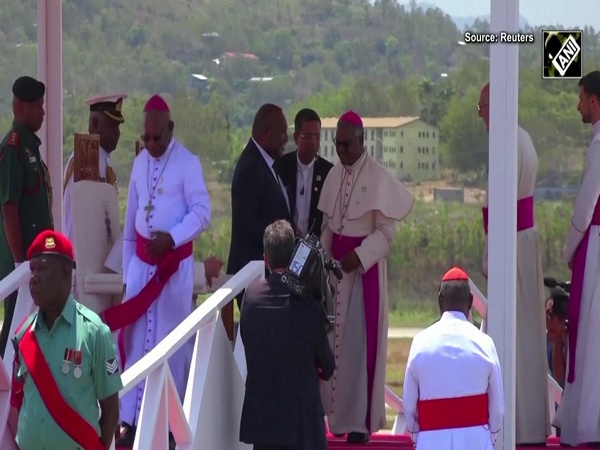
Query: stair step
326,434,563,449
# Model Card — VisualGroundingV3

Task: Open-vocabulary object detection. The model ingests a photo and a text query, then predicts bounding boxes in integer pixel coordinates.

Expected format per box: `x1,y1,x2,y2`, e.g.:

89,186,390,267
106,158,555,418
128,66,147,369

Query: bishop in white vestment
554,71,600,447
318,111,413,443
403,267,504,450
62,94,126,297
115,95,211,443
478,83,550,444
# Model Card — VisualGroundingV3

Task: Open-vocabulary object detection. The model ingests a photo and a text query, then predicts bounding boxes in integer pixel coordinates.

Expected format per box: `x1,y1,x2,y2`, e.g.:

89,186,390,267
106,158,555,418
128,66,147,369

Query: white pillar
487,0,519,449
37,0,63,232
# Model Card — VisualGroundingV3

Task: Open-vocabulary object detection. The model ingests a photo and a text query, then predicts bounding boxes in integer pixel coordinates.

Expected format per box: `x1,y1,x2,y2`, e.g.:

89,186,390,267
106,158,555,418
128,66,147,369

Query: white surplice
554,120,600,446
120,138,211,426
482,126,550,443
62,147,118,297
403,311,504,450
318,152,413,434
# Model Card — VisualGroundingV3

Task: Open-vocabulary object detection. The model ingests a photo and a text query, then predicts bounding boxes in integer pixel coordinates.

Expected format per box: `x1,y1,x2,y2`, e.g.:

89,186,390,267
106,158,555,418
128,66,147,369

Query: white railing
0,264,564,445
0,261,264,449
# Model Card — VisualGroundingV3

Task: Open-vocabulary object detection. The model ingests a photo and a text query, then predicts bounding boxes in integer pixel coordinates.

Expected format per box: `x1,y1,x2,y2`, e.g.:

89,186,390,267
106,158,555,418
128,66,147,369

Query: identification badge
29,157,36,163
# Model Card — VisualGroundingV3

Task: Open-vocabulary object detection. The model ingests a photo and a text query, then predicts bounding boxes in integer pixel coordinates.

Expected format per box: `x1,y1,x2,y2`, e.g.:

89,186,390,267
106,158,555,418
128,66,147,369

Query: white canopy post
37,0,64,231
487,0,520,448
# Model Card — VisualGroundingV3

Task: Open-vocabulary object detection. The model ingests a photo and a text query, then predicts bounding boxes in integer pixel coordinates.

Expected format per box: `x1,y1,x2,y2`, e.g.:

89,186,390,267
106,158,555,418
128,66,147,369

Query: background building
318,117,440,182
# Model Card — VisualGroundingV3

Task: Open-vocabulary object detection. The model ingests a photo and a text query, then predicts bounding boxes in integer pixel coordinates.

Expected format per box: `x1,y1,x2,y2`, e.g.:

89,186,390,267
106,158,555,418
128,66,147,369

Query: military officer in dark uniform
0,75,54,357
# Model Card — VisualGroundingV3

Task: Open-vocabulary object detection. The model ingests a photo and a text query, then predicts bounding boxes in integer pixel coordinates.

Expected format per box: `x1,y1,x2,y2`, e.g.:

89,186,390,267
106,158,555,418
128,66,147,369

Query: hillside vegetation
0,0,597,312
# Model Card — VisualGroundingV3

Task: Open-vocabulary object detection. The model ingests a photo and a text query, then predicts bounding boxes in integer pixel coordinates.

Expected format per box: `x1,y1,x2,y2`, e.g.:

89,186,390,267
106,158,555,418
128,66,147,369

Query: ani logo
542,30,583,79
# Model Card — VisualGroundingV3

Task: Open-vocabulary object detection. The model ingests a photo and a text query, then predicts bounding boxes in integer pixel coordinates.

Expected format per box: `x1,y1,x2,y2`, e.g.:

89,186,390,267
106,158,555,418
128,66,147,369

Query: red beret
27,230,75,266
442,267,469,282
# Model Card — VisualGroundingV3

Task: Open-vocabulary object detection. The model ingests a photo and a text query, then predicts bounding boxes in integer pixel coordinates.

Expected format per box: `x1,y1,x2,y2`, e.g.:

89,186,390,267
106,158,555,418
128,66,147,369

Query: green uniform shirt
0,121,54,278
14,296,123,450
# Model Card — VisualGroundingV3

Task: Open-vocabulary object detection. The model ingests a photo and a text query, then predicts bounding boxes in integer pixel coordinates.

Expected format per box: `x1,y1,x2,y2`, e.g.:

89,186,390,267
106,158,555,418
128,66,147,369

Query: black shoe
169,432,176,450
115,423,136,448
346,432,370,443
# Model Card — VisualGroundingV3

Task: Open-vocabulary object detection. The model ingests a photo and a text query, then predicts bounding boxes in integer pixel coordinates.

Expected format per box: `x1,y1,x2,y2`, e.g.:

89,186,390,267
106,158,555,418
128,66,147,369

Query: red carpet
326,434,564,449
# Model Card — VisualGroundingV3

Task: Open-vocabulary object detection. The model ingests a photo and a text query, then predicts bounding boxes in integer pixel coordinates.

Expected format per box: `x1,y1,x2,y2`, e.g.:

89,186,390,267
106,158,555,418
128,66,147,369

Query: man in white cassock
111,94,211,448
478,82,550,445
318,110,414,444
62,94,126,297
403,267,504,450
554,70,600,447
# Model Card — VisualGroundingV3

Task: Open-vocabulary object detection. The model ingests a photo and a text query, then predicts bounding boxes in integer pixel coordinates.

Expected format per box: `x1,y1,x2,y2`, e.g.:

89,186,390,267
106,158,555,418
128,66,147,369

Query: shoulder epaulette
7,131,19,147
75,301,104,326
0,131,22,163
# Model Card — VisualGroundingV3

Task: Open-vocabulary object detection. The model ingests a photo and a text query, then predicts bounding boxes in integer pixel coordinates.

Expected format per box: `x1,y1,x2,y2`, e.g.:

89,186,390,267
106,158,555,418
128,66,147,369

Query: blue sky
399,0,598,29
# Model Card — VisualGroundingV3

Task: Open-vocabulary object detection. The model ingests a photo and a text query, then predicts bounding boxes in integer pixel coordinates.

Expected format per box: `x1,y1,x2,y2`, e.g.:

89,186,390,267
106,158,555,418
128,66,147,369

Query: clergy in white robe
112,95,211,443
403,267,504,450
62,94,126,298
554,71,600,447
478,83,550,444
317,111,413,443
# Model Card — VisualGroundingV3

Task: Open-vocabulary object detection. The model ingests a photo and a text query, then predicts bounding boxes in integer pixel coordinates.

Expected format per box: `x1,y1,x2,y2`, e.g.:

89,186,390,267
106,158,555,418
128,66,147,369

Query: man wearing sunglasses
108,94,211,449
317,110,414,444
478,82,550,446
62,94,126,298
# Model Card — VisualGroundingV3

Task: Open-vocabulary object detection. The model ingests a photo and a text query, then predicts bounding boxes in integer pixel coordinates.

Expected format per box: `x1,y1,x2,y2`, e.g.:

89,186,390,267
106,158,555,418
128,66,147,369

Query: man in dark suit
239,220,335,450
226,104,294,333
277,109,333,238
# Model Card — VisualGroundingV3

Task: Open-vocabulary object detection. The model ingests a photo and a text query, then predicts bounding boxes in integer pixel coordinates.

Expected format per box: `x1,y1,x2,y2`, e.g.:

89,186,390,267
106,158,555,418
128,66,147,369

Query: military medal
73,350,82,379
62,348,72,375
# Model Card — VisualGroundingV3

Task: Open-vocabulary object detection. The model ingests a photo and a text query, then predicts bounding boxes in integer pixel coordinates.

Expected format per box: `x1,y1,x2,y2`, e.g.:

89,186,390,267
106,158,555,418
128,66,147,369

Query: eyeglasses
300,133,320,141
477,103,489,112
333,138,351,150
140,127,168,144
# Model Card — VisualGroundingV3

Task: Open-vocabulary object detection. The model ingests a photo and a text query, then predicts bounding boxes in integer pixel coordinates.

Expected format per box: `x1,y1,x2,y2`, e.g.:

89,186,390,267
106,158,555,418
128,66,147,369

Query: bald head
251,103,288,159
478,82,490,131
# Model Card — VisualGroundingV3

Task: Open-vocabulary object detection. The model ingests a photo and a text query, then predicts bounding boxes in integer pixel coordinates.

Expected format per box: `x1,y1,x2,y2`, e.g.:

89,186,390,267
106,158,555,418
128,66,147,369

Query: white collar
440,311,468,322
593,119,600,136
253,138,274,168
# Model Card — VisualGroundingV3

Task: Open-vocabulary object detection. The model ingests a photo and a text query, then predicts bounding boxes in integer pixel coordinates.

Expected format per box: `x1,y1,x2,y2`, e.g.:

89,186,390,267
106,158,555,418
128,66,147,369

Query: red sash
482,196,534,235
417,393,489,432
100,233,193,332
16,324,105,450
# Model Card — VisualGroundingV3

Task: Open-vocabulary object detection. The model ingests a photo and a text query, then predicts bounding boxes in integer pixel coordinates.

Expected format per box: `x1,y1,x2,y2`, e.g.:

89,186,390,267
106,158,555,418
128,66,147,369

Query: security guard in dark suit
0,75,53,357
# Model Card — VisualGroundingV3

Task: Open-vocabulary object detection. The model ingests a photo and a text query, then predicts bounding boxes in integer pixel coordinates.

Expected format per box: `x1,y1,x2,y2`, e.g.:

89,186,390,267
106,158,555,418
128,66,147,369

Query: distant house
222,52,259,61
319,117,441,182
189,74,209,89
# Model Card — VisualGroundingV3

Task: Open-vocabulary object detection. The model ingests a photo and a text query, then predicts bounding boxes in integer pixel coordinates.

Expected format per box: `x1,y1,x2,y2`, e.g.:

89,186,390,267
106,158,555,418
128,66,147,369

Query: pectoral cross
144,200,155,223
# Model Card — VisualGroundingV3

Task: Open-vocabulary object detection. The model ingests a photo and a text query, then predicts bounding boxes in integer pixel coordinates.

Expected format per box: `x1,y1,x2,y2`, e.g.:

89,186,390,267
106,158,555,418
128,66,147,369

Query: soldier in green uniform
10,230,122,450
0,76,54,357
